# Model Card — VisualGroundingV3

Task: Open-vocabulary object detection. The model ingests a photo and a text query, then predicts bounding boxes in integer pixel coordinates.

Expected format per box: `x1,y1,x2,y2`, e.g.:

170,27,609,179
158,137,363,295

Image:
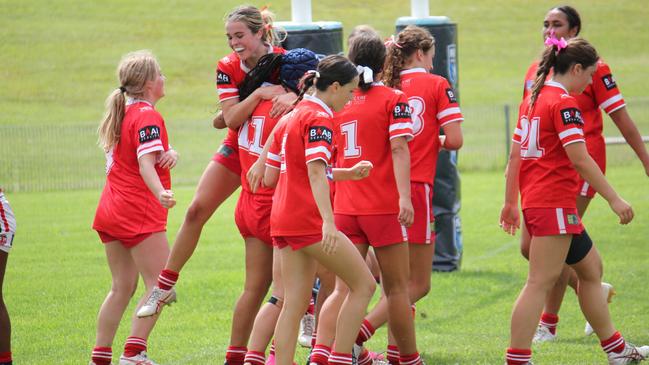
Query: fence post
504,104,511,165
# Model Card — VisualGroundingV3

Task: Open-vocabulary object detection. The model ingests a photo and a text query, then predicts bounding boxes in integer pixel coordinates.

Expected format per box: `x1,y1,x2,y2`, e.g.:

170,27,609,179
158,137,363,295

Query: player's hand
398,197,414,227
349,160,373,180
499,203,520,235
158,189,176,209
270,92,297,118
247,158,265,193
321,220,338,255
158,149,179,169
609,197,634,225
255,85,285,101
212,111,226,129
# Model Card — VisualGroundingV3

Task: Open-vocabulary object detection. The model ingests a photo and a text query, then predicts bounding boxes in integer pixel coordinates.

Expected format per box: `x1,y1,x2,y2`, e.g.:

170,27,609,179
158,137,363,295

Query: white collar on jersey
371,81,384,86
126,98,153,106
303,94,334,118
400,67,428,75
240,43,274,74
545,79,569,94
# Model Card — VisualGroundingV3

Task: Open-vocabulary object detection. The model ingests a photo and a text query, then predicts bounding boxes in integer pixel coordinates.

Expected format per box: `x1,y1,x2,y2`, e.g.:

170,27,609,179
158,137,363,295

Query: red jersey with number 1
514,81,585,210
399,68,464,185
238,99,281,196
268,95,335,236
334,83,414,215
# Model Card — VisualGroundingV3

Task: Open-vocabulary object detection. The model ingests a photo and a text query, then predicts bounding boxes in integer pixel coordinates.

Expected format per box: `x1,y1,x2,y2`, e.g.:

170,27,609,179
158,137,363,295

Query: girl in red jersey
0,188,15,365
519,5,649,343
500,38,648,365
312,31,428,365
263,55,376,365
91,50,176,365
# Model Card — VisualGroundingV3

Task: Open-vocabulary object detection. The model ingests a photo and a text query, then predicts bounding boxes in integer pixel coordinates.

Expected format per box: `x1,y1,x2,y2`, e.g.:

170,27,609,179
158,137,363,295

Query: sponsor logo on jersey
217,71,231,85
308,126,333,144
560,108,584,126
567,214,579,225
393,102,412,119
446,88,458,104
601,74,617,90
138,125,161,143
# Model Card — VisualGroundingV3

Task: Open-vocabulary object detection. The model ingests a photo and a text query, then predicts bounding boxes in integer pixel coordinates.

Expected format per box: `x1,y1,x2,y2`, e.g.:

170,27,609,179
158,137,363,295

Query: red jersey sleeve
216,57,240,103
513,101,526,144
436,79,464,126
304,117,334,165
554,96,585,147
134,108,166,159
592,61,625,115
388,90,414,141
265,127,283,170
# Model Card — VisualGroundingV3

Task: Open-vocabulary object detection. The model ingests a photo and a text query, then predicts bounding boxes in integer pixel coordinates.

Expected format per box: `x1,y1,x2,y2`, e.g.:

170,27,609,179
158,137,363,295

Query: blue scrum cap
280,48,319,93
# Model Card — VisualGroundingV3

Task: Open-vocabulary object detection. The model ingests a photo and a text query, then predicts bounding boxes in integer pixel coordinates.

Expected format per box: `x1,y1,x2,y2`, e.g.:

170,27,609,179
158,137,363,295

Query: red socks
244,351,265,365
328,352,352,365
540,312,559,335
355,319,375,346
311,344,332,365
386,345,399,365
506,348,532,365
123,337,147,357
0,352,11,365
357,349,373,365
226,346,247,365
91,347,111,365
157,269,179,290
307,297,315,315
311,331,317,348
601,331,626,354
399,352,422,365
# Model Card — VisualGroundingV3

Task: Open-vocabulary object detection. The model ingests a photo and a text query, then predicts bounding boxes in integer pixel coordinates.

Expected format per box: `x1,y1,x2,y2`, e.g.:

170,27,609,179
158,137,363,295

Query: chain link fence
2,99,648,192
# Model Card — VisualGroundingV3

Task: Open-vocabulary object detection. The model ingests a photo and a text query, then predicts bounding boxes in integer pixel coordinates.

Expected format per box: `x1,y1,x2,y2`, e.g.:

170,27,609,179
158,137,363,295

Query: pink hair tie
384,35,403,49
544,30,567,52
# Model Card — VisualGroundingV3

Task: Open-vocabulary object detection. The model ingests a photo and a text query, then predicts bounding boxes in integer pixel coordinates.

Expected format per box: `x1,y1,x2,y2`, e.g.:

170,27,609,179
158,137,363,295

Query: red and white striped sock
399,352,422,365
357,349,372,365
269,341,275,356
355,319,375,346
601,331,626,354
310,344,331,365
311,331,317,348
307,297,315,315
157,269,179,290
540,312,559,335
328,352,352,365
386,345,399,365
506,348,532,365
244,351,266,365
91,347,111,365
123,336,147,357
226,346,248,365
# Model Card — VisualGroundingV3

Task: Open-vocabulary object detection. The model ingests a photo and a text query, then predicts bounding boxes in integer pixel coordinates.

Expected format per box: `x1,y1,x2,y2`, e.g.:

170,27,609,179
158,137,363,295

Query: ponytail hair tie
118,86,126,93
384,35,403,49
307,70,320,79
545,35,568,52
356,65,374,84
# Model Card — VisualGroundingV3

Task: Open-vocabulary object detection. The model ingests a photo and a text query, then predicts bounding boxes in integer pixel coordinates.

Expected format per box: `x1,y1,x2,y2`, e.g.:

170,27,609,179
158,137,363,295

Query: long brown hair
296,55,358,104
226,5,285,46
98,50,160,151
529,37,597,110
383,25,435,89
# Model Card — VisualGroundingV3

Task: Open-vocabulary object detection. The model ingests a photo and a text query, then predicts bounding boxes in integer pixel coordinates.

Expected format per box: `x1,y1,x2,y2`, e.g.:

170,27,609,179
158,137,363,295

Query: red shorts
212,142,241,176
97,230,162,248
407,182,435,244
579,137,606,198
273,234,322,251
335,213,406,247
523,208,584,237
234,190,273,246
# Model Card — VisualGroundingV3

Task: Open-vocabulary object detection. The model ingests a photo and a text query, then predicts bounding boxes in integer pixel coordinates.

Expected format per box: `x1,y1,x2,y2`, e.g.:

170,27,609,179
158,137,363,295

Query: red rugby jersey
268,94,336,236
523,59,625,141
514,81,585,209
93,100,171,236
238,99,282,195
399,68,464,185
333,83,413,215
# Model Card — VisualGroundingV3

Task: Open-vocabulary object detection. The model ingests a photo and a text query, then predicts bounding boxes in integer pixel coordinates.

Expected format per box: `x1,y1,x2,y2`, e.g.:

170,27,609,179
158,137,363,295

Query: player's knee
411,280,431,301
184,201,210,225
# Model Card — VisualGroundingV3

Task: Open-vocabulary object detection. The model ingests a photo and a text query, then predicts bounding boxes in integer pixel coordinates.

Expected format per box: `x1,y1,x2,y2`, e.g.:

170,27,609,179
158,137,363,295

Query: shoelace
303,316,314,335
143,288,165,307
616,344,646,361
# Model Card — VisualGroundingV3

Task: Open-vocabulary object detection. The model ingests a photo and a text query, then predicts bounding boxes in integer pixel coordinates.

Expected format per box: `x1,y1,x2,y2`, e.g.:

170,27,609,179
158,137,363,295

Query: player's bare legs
229,237,273,347
0,252,11,356
166,161,240,272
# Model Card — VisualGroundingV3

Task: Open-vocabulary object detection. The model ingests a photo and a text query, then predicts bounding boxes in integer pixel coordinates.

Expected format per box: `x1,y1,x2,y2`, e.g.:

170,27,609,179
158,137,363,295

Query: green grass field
6,165,649,364
2,1,649,364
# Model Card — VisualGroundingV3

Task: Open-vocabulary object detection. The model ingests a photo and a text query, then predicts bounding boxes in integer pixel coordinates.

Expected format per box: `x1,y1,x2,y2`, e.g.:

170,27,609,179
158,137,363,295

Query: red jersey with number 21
513,81,585,210
268,95,335,237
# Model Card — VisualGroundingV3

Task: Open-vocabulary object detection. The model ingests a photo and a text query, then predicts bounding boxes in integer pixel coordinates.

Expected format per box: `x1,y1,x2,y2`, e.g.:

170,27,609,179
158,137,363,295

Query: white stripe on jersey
599,94,623,111
267,152,281,162
580,181,590,196
217,88,239,95
137,140,164,159
558,128,583,140
305,146,331,160
440,117,463,127
389,122,413,132
437,107,462,120
514,128,524,137
556,208,566,234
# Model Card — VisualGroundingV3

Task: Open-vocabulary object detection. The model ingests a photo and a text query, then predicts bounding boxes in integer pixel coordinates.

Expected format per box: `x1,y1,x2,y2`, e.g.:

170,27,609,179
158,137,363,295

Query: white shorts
0,193,16,253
